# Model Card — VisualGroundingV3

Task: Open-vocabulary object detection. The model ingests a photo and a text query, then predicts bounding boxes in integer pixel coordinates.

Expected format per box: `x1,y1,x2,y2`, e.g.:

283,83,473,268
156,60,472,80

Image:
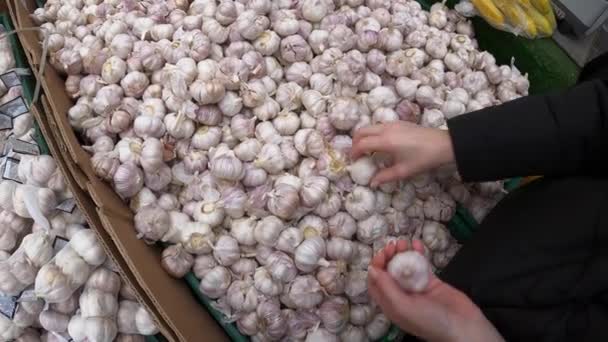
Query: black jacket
442,53,608,342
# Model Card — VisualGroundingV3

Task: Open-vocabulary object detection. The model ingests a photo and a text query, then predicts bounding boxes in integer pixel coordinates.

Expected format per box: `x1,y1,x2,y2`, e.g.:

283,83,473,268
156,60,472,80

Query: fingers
368,266,415,321
396,239,408,253
371,249,386,269
370,163,413,188
411,239,426,255
372,240,409,270
385,241,396,260
352,124,386,144
351,136,391,160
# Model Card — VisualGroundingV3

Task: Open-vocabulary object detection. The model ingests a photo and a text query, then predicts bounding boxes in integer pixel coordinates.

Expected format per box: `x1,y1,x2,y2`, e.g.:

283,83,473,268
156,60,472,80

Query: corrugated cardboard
7,1,229,340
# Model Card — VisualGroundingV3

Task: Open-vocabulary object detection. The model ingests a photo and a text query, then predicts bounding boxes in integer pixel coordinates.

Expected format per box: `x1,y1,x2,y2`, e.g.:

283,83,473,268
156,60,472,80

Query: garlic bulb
295,236,329,272
299,176,329,208
316,262,347,295
117,300,158,335
387,251,430,292
254,215,284,246
344,186,376,220
356,214,388,244
318,296,350,334
227,279,259,312
199,266,231,299
160,244,193,278
340,324,367,342
344,270,368,304
422,221,450,252
213,235,241,266
305,327,338,342
266,251,297,283
350,304,375,326
288,275,324,309
365,313,391,340
276,227,304,254
254,267,283,296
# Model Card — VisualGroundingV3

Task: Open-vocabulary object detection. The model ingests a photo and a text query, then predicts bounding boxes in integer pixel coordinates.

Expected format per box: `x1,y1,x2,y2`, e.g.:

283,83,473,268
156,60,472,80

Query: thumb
368,266,415,319
371,164,412,188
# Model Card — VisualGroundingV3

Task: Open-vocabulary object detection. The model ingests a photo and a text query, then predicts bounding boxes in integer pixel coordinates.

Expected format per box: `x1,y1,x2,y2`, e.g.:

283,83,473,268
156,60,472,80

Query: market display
30,0,531,340
0,22,158,342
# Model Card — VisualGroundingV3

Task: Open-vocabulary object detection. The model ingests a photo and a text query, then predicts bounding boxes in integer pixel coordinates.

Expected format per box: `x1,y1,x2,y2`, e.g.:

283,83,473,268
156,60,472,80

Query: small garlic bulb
275,227,304,254
227,279,259,312
386,251,430,292
365,313,391,340
254,267,283,296
113,162,144,199
210,148,243,181
344,270,368,304
356,214,388,244
422,221,450,252
254,215,284,246
266,251,297,283
295,236,329,273
316,262,347,295
344,186,376,220
350,304,375,326
299,176,329,208
318,296,350,334
254,143,285,174
213,235,241,266
161,244,193,278
199,266,231,299
288,275,324,309
328,212,357,239
267,184,300,220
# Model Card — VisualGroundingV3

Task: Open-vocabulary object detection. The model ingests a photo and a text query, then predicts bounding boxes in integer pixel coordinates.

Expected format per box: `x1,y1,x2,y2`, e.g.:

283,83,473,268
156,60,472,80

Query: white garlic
295,236,329,272
199,266,232,299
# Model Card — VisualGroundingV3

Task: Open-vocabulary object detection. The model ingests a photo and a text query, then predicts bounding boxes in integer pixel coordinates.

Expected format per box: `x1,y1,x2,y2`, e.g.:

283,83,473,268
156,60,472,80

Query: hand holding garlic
351,122,456,187
369,239,505,342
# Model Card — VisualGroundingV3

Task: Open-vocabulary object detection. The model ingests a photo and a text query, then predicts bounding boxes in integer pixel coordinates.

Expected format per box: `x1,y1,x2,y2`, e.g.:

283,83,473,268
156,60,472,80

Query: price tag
2,157,21,183
0,96,28,118
0,71,21,89
7,137,39,156
16,288,38,303
0,114,12,131
56,198,77,213
53,236,70,255
0,294,17,319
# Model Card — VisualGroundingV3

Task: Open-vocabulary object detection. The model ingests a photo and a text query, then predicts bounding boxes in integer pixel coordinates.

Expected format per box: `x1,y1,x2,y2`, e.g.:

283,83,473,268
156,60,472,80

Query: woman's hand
369,240,505,342
352,122,456,187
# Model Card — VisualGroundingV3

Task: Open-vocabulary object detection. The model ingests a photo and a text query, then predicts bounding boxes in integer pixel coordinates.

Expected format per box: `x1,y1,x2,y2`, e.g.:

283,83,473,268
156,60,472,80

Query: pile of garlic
33,0,528,340
0,41,157,342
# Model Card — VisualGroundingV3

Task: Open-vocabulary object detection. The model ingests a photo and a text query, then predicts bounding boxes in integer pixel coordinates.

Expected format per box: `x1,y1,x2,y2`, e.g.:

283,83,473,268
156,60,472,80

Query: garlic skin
366,313,391,340
288,275,324,309
422,221,450,252
345,186,376,220
276,227,304,254
318,296,350,334
294,236,329,273
213,235,241,266
199,266,231,299
266,251,297,283
161,244,193,278
387,251,430,292
254,215,284,246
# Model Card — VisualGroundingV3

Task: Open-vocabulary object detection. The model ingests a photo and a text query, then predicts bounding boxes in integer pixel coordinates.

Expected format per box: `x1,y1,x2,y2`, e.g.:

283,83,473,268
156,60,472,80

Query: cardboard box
6,1,229,340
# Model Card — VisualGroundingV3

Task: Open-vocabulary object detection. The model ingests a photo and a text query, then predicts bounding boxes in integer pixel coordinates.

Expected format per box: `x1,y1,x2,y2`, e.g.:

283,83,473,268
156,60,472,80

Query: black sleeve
447,79,608,182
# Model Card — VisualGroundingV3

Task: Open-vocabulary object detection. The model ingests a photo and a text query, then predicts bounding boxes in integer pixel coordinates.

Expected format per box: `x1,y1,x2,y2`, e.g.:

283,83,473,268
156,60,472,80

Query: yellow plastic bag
464,0,557,38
